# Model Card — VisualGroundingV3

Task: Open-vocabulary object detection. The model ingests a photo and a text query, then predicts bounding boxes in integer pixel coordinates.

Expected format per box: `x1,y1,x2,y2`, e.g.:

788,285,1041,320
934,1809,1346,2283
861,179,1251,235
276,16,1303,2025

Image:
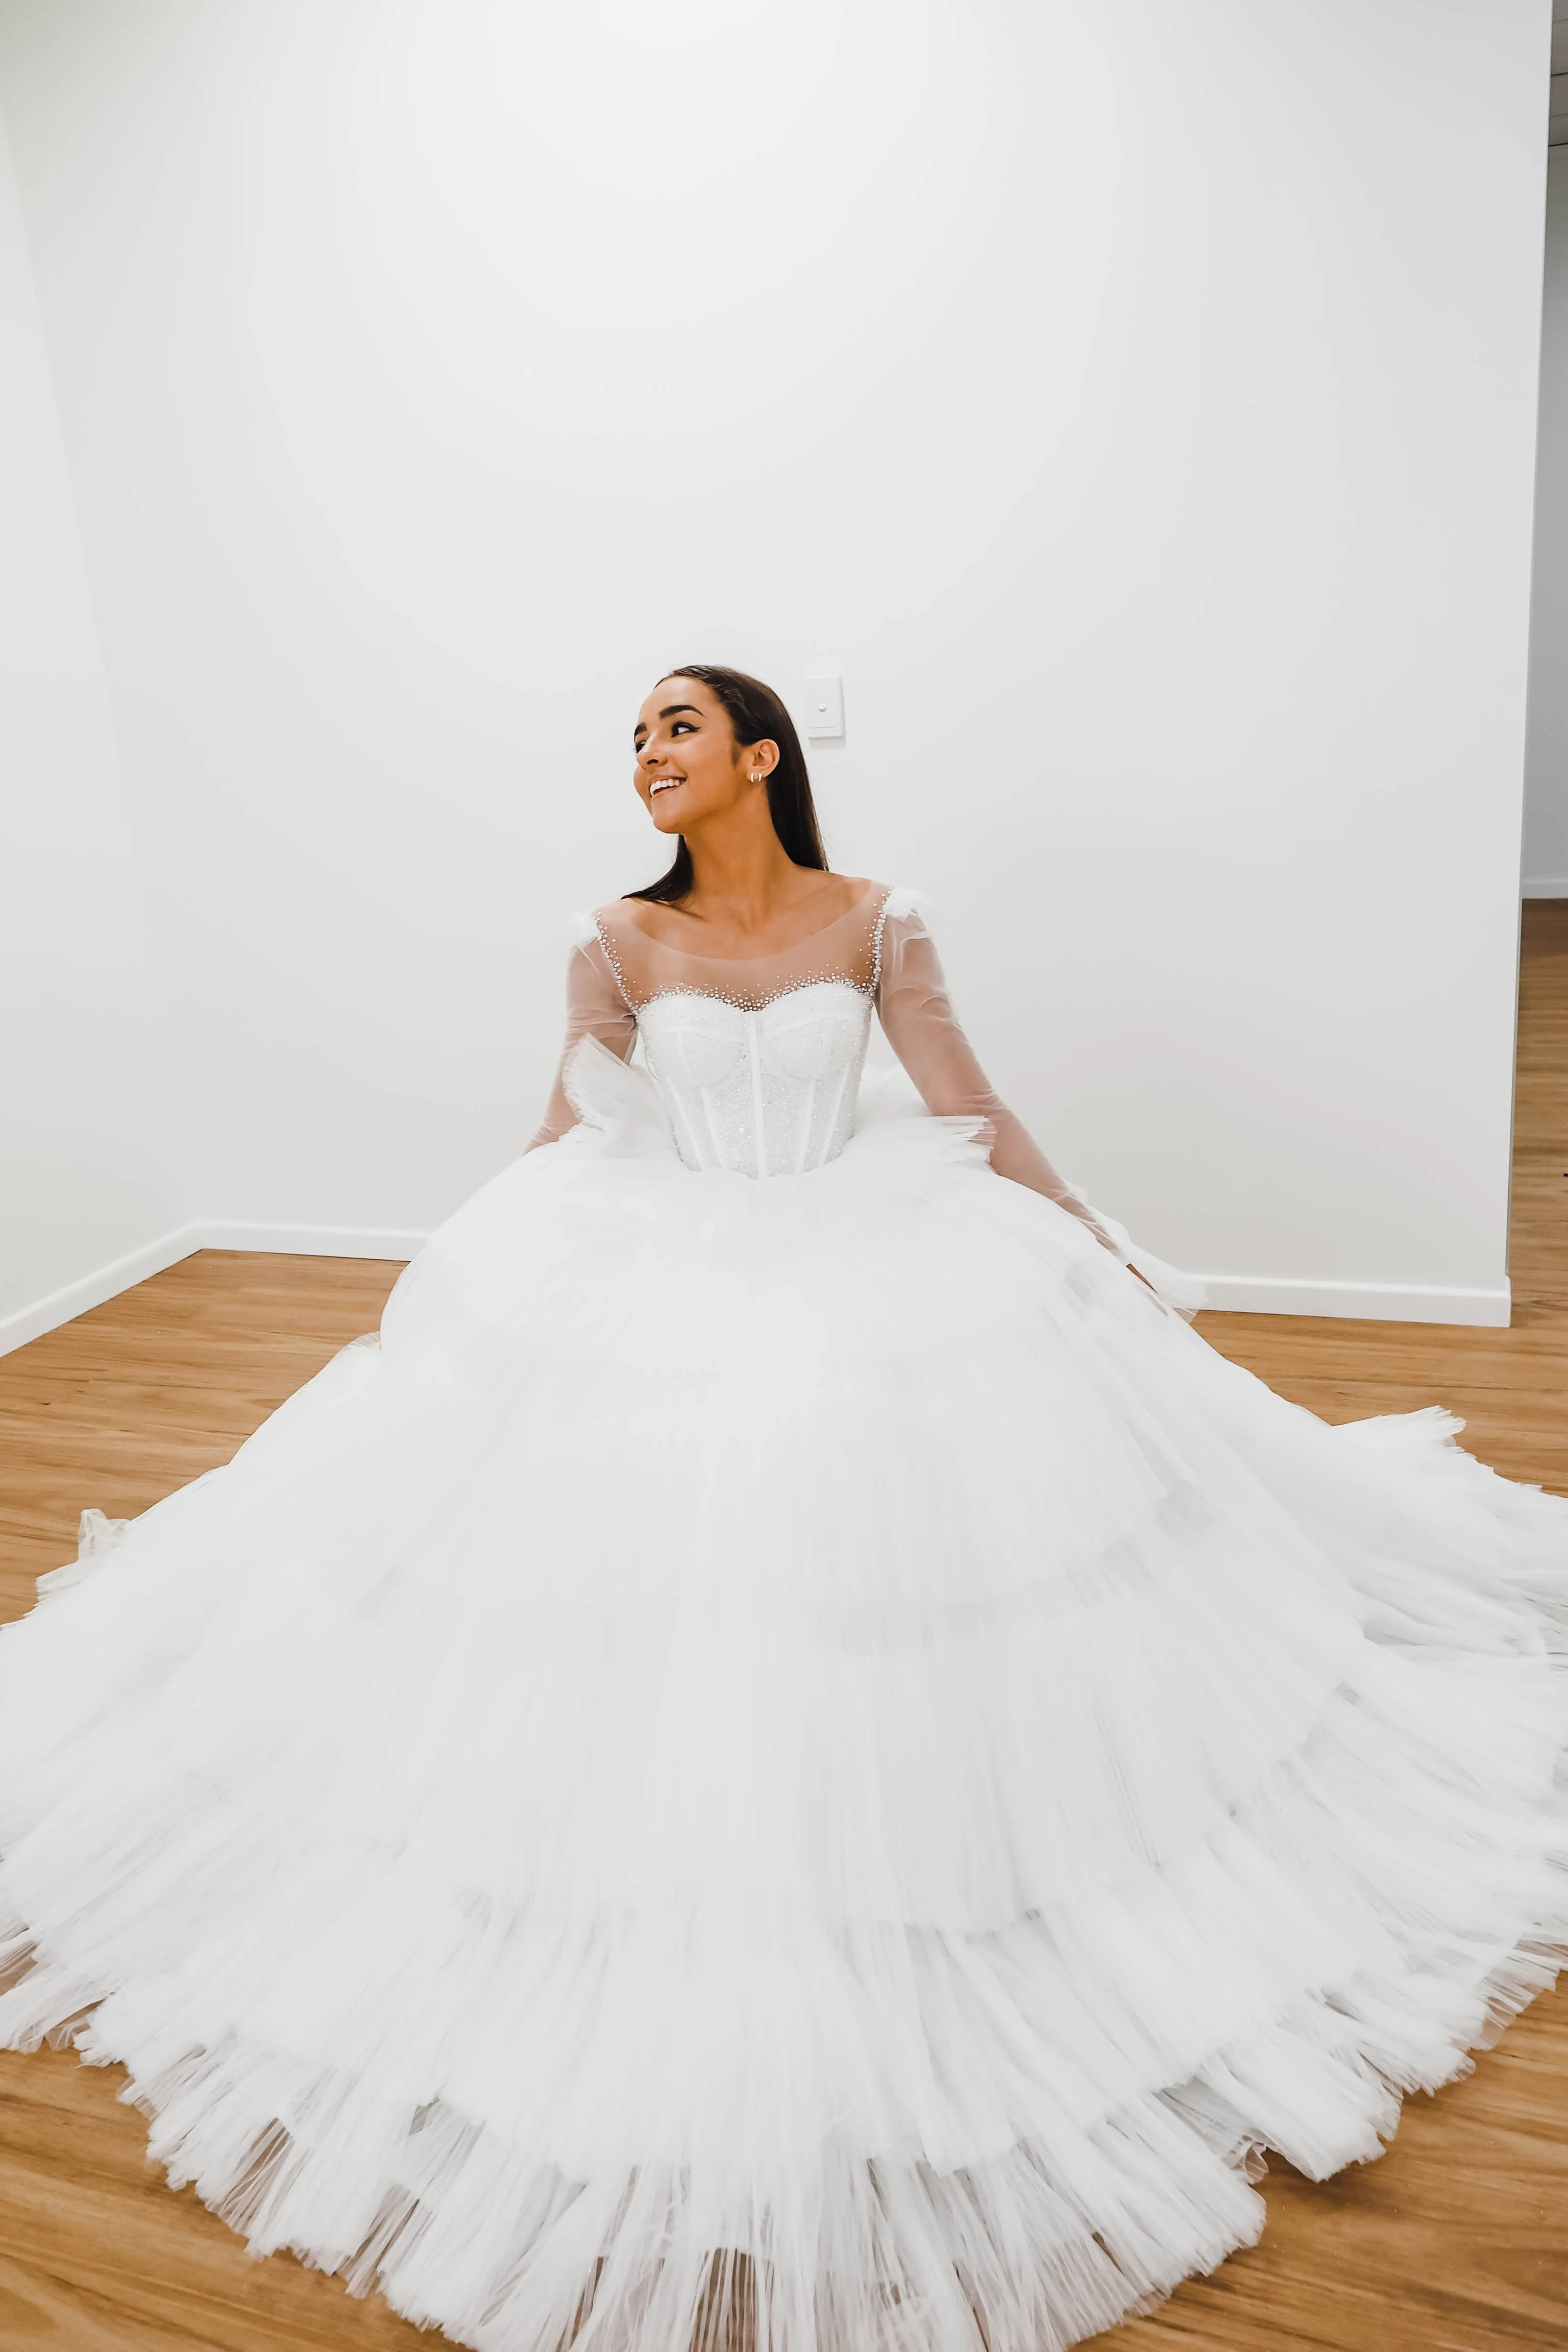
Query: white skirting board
0,1223,1512,1358
1522,879,1568,898
1196,1273,1511,1327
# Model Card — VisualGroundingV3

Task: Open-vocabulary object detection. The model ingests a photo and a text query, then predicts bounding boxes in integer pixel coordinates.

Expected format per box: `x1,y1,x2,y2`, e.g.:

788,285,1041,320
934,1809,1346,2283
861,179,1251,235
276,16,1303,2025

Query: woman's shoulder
588,897,656,940
874,882,928,923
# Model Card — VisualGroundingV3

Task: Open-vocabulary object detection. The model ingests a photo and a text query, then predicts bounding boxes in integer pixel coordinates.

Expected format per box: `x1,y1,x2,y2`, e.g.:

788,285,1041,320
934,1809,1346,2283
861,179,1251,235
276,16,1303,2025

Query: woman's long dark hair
628,664,827,904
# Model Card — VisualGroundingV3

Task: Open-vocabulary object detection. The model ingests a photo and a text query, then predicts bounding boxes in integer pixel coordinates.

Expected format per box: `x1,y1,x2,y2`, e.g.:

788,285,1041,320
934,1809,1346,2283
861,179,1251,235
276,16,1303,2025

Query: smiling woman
527,664,1128,1221
627,665,827,911
2,662,1564,2352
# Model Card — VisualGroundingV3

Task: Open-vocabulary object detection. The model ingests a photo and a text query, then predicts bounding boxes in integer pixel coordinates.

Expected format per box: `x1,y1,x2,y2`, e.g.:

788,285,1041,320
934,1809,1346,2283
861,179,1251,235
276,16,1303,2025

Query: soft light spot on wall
484,0,846,204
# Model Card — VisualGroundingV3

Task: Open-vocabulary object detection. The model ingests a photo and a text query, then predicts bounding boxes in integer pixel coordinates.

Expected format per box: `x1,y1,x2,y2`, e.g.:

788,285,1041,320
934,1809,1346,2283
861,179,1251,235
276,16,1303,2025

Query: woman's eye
671,721,694,734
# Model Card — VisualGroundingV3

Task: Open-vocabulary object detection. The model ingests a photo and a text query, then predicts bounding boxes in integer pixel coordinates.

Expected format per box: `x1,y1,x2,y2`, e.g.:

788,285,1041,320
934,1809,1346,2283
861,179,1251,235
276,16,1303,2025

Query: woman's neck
679,819,824,929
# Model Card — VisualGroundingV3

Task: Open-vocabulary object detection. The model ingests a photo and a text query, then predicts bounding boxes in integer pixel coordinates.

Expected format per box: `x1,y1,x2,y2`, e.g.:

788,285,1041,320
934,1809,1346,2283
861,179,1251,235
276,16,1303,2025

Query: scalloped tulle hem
1,1883,1564,2352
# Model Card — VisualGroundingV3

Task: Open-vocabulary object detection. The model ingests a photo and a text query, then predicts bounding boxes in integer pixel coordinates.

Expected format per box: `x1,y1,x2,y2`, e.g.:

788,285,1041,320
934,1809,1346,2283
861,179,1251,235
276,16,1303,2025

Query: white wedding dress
1,882,1564,2352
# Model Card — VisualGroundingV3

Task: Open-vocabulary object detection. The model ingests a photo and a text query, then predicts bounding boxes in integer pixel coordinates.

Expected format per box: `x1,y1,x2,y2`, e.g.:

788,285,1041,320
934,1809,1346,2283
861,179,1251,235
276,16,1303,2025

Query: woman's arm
874,902,1126,1258
526,932,637,1149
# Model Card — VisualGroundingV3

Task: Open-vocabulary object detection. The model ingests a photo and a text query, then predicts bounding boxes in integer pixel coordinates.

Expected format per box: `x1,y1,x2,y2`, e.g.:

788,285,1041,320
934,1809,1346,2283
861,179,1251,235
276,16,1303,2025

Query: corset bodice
636,982,873,1178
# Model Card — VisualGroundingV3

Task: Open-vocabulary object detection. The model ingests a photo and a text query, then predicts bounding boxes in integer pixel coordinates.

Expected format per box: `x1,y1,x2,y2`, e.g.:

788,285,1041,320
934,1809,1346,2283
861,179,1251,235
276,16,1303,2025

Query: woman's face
632,676,776,836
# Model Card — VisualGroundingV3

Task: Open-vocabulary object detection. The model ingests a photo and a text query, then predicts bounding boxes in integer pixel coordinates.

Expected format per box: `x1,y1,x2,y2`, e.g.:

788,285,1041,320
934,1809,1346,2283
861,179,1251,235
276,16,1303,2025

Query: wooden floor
1,904,1565,2350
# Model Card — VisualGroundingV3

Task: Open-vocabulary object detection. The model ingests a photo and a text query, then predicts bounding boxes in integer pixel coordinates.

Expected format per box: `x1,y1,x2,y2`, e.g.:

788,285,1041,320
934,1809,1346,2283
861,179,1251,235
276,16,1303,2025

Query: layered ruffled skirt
0,1056,1564,2351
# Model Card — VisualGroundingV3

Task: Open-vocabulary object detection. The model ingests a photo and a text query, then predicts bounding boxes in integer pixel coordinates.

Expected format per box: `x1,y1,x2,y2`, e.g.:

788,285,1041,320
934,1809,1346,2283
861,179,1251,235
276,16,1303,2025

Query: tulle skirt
0,1055,1564,2352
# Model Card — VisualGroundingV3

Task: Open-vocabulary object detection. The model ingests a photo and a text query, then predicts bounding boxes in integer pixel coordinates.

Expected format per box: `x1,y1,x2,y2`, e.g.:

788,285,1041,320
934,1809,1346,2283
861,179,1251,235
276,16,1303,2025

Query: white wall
0,0,1552,1330
0,92,183,1339
1525,144,1568,893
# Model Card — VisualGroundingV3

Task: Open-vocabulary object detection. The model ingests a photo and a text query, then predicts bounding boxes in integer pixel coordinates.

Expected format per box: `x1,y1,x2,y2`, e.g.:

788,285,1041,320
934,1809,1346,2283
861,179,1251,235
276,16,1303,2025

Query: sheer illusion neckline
611,879,884,966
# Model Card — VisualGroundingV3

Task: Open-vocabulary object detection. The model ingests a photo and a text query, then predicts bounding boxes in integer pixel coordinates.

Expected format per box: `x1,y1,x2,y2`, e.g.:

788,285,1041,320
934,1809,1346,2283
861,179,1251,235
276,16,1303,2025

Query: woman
0,664,1562,2352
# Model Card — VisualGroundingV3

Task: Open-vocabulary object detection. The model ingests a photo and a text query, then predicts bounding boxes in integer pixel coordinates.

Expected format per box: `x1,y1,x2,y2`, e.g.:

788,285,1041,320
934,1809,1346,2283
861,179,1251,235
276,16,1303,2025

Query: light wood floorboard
0,903,1565,2348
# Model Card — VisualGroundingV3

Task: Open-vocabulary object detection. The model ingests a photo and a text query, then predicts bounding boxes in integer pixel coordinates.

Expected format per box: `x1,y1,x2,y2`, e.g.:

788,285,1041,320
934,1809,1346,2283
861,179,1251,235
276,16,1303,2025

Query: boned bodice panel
638,982,873,1178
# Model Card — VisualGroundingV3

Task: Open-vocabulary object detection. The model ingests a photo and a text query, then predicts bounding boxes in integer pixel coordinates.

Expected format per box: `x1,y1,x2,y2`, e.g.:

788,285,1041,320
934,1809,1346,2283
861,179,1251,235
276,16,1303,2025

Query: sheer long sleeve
526,931,637,1150
875,904,1126,1257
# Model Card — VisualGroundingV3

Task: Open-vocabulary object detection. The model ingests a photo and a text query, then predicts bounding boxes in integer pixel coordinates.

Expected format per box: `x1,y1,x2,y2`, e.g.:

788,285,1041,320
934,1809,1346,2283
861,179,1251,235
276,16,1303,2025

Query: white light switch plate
803,673,844,739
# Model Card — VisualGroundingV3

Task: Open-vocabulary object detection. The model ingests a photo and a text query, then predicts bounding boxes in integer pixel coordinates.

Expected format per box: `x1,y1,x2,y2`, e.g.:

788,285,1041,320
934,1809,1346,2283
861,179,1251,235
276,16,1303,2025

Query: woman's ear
746,738,781,783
